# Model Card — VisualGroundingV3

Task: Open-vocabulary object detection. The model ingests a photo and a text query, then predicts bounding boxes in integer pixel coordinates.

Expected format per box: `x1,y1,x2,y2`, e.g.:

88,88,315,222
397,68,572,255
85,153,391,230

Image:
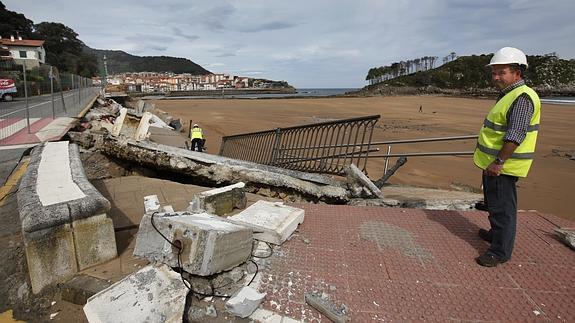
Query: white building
0,36,45,70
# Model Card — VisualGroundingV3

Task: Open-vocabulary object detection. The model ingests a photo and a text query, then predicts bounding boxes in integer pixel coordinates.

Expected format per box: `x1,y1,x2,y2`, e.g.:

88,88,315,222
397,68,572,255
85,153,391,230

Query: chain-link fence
0,60,100,145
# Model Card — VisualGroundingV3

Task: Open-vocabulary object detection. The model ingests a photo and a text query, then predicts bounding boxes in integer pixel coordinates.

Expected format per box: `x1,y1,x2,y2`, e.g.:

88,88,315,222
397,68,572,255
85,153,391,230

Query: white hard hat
193,123,198,127
488,47,528,68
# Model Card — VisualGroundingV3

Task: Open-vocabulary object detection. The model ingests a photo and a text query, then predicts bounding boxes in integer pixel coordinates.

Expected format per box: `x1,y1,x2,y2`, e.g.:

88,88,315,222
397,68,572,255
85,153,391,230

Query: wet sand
152,96,575,221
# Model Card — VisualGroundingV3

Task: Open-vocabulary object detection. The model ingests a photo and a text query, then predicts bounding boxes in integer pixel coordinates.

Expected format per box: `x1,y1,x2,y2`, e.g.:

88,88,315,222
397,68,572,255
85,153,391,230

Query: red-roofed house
0,36,46,69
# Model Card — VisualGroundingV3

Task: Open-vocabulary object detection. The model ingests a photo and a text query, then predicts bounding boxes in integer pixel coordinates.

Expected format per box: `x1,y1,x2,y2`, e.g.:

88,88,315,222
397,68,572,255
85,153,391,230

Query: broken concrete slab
110,107,127,137
305,292,349,323
134,212,253,276
62,274,113,305
134,112,152,141
98,137,348,203
554,228,575,250
189,182,247,215
225,286,266,318
351,185,483,210
83,264,188,323
229,201,305,245
345,163,382,198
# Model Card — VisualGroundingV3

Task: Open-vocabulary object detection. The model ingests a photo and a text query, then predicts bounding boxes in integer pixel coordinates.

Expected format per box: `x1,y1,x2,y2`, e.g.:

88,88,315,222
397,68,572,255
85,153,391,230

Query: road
0,87,100,120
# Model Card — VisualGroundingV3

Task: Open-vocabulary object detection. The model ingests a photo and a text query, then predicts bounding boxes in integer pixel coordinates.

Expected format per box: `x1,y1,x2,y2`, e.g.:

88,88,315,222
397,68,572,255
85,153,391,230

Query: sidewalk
258,204,575,321
0,117,78,146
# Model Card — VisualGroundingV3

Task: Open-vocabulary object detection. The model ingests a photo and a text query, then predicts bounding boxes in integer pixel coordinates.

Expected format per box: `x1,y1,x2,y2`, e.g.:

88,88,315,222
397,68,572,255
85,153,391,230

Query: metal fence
219,115,380,175
0,60,100,145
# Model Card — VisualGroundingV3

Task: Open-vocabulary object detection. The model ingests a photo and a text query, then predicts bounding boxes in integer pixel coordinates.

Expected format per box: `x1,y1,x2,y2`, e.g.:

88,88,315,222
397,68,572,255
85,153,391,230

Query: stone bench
17,141,117,294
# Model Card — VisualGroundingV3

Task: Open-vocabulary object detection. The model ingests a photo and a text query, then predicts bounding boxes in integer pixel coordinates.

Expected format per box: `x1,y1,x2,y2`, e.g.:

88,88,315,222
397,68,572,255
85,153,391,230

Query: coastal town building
108,72,284,93
0,36,46,70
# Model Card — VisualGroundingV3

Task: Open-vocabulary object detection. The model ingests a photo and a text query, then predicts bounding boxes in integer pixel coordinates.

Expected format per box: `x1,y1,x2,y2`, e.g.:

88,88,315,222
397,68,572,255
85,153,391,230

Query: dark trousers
191,138,204,152
482,173,518,260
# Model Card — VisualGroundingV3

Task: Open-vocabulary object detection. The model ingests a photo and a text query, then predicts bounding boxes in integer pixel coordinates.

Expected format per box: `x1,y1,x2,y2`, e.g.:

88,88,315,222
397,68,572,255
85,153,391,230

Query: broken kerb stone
555,228,575,250
110,107,127,137
228,201,304,245
83,264,188,323
225,286,266,318
188,182,247,216
345,164,383,198
133,212,253,276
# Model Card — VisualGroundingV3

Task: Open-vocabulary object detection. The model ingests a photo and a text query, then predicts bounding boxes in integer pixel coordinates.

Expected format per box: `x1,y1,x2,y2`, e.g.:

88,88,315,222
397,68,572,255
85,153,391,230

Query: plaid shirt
497,80,535,145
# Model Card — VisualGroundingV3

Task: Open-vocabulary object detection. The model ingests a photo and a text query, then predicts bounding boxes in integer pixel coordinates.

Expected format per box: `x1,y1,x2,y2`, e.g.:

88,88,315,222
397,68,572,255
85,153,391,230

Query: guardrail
220,114,478,181
1,61,99,145
219,115,380,175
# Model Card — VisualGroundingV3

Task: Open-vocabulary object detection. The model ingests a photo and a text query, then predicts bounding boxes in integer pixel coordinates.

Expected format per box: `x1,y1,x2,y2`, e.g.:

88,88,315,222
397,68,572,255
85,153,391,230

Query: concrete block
189,182,246,216
134,112,152,141
24,224,78,294
62,274,113,305
83,264,188,323
225,286,266,318
72,214,118,270
144,195,161,214
111,107,127,137
134,212,253,276
229,201,304,245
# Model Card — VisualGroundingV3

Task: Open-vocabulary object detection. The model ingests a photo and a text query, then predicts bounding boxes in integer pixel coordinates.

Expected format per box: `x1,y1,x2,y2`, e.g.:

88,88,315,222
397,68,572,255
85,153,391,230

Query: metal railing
219,115,380,175
367,135,479,175
1,61,100,145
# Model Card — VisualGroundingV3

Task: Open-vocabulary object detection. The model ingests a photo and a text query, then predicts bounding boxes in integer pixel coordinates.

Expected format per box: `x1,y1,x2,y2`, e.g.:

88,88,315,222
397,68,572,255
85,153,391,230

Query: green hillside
362,54,575,96
84,47,211,75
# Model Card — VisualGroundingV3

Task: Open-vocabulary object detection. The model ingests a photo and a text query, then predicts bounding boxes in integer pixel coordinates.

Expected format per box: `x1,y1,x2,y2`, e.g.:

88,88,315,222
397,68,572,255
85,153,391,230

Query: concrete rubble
133,211,253,276
229,200,305,245
225,286,267,318
83,264,188,323
98,136,350,203
345,163,383,198
68,96,482,210
188,182,247,216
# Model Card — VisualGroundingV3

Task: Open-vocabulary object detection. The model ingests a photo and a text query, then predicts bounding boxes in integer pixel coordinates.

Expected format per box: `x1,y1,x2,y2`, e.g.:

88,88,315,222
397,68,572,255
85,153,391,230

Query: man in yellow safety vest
473,47,541,267
190,123,205,152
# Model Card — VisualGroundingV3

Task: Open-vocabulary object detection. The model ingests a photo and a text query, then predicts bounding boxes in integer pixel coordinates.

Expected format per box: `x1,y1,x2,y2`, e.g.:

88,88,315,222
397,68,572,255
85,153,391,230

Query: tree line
1,1,99,77
366,52,458,84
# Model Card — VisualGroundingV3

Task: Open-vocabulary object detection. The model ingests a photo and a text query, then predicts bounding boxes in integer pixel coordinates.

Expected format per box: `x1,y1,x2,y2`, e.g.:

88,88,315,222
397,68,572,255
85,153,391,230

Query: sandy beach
152,96,575,221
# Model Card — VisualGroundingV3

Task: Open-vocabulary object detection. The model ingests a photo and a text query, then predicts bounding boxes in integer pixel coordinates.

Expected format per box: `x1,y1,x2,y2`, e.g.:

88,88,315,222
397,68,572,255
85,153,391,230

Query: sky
4,0,575,88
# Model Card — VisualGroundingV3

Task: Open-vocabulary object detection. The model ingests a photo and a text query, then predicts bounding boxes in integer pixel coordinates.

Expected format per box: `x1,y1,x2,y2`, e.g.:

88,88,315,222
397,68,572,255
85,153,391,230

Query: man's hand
485,162,503,176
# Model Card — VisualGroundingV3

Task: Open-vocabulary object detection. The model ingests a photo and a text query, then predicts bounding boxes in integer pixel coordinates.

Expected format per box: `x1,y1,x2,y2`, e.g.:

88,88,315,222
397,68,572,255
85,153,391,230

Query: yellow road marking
0,158,29,207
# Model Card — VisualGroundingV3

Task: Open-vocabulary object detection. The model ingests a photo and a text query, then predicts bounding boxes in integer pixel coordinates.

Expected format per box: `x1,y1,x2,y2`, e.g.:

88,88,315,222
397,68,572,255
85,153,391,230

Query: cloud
171,27,200,42
3,0,575,88
239,21,297,33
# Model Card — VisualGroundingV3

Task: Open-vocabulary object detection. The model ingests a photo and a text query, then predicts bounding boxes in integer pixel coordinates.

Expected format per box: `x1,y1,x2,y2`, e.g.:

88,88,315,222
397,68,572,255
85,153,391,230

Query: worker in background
190,123,205,152
473,47,541,267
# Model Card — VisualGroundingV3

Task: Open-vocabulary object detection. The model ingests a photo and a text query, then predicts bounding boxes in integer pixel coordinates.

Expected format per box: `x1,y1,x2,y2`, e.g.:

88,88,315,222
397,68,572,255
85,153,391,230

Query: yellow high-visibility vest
190,127,203,140
473,84,541,177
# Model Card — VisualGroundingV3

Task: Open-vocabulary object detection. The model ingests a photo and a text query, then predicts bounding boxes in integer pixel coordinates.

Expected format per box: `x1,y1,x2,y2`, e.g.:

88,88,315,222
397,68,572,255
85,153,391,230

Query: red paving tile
0,117,53,145
256,204,575,322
